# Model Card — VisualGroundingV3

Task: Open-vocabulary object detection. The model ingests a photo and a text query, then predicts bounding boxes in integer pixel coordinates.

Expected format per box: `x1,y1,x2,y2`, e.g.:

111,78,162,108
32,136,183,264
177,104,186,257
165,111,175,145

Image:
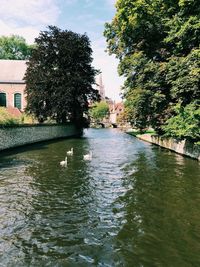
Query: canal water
0,129,200,267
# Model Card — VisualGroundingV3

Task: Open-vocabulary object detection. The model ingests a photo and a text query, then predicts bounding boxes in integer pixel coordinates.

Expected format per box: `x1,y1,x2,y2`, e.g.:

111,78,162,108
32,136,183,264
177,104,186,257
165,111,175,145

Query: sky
0,0,124,101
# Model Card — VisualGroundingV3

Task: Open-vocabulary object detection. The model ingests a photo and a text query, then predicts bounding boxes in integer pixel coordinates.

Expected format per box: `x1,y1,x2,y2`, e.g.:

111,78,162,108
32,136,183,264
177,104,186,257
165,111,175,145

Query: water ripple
0,129,200,266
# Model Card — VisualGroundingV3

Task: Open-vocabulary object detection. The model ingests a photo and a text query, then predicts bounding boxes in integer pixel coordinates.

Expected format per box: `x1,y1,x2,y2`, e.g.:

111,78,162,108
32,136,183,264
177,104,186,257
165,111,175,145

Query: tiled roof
0,60,27,83
109,102,124,112
114,103,124,110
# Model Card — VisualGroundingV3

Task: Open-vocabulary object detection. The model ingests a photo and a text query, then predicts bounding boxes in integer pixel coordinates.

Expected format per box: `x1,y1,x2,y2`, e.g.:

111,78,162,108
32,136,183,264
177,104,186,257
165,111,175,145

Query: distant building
109,102,124,124
96,74,124,125
96,74,105,100
0,60,27,111
104,96,113,105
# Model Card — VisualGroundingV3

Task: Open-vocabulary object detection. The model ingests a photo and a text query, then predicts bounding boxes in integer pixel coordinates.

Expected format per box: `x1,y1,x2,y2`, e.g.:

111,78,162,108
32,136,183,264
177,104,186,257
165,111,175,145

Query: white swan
67,147,73,156
83,151,92,161
60,156,68,167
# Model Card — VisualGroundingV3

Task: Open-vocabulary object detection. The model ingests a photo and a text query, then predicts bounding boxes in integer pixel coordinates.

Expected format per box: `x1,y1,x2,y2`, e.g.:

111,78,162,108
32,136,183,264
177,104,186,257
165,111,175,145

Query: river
0,128,200,266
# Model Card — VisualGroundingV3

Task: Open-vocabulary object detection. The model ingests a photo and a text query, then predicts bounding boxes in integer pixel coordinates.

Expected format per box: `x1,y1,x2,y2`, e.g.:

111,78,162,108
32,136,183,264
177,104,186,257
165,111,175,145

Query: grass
127,129,156,136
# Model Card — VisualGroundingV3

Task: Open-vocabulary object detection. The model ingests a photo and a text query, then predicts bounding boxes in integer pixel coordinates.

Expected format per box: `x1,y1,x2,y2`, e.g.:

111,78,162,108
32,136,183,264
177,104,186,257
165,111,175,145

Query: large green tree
90,101,109,122
25,26,99,126
104,0,172,132
163,102,200,141
104,0,200,138
0,35,33,60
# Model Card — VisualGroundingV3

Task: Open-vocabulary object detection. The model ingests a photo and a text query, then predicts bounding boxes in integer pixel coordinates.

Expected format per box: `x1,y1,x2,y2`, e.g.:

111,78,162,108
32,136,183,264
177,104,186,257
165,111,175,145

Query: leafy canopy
104,0,200,139
25,26,99,126
90,101,109,122
0,35,33,60
163,103,200,140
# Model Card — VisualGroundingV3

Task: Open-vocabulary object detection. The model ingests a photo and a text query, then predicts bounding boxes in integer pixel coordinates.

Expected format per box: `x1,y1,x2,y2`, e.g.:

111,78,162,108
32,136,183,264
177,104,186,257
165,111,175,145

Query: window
14,93,22,109
0,93,6,107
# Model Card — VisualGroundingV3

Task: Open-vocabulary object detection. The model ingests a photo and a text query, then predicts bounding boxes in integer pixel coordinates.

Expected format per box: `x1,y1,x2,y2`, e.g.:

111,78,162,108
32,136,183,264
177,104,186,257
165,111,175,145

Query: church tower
97,74,105,100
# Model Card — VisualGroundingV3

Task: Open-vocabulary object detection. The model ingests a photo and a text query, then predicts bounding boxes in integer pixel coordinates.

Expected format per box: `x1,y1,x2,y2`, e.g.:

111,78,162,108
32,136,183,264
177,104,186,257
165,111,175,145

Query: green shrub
20,113,36,124
0,107,21,125
90,101,109,122
163,103,200,141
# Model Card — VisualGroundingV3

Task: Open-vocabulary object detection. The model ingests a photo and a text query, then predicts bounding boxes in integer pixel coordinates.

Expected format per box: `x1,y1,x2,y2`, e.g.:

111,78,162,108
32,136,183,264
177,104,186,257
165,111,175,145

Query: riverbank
128,132,200,161
0,123,81,151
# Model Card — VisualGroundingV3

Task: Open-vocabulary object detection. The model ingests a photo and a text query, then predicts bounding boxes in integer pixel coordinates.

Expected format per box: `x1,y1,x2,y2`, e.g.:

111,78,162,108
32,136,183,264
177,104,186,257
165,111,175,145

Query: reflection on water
0,129,200,266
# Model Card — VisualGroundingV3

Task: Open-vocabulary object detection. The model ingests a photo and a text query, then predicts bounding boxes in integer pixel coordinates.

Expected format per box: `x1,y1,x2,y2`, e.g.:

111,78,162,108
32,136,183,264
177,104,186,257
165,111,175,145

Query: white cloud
0,0,60,43
0,0,60,26
92,38,124,101
0,20,39,44
64,0,77,4
106,0,116,8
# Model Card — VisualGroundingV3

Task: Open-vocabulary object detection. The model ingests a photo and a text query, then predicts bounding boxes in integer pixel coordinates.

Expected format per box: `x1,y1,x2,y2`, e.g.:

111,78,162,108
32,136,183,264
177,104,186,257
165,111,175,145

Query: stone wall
0,124,80,151
137,134,200,161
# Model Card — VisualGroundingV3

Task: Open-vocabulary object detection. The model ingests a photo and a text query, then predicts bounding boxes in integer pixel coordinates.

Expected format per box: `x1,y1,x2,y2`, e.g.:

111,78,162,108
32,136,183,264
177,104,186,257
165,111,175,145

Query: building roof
109,102,124,113
115,102,124,110
0,60,27,84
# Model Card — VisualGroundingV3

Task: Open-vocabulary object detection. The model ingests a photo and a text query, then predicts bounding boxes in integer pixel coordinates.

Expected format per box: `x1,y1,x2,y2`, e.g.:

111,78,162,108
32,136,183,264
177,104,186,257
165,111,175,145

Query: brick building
0,60,27,111
109,102,124,124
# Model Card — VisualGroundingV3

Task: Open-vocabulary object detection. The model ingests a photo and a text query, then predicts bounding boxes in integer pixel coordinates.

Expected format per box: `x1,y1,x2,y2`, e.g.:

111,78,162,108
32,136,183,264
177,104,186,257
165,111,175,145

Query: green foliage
124,88,150,130
0,108,20,125
104,0,200,140
0,35,33,60
163,103,200,140
165,15,200,56
0,108,37,125
90,101,109,122
20,113,36,124
195,141,200,147
104,0,167,59
166,49,200,104
128,129,156,136
25,26,99,127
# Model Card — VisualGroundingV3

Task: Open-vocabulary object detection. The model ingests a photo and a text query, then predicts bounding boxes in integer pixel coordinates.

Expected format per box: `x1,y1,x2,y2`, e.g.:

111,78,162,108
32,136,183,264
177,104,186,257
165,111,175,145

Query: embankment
136,133,200,161
0,123,80,151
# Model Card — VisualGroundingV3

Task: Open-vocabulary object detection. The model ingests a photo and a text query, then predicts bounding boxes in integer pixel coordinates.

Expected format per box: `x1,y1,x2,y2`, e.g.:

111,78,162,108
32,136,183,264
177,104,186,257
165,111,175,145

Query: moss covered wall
137,134,200,161
0,124,80,151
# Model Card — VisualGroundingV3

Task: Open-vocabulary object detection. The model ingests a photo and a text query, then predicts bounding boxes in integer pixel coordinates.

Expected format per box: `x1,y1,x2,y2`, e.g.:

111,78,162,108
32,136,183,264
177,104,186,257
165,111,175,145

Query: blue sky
0,0,124,101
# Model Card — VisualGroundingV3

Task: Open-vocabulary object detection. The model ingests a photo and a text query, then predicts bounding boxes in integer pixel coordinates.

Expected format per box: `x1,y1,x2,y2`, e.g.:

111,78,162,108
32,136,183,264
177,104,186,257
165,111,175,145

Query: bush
162,103,200,141
90,101,109,122
0,107,20,125
20,113,36,124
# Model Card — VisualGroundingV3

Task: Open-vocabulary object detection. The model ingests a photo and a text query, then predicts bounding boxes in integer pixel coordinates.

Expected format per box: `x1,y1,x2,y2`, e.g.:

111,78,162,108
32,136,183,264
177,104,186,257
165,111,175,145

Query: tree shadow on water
114,151,200,267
